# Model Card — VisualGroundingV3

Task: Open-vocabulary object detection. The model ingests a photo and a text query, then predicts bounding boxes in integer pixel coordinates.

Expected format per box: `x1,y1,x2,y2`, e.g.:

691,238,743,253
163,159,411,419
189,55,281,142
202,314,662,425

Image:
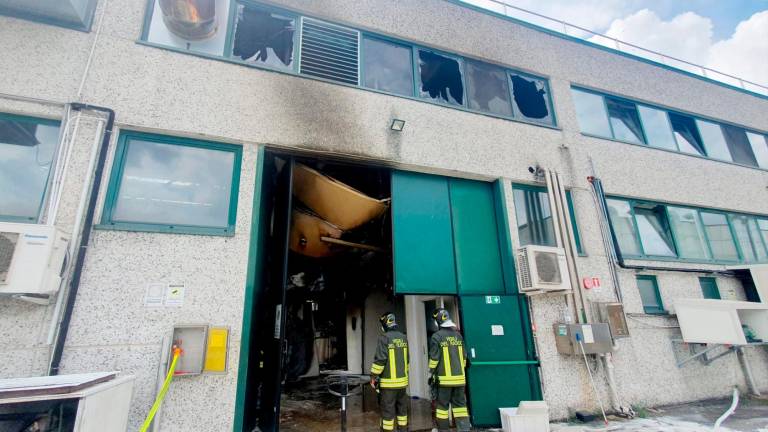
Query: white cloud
707,11,768,87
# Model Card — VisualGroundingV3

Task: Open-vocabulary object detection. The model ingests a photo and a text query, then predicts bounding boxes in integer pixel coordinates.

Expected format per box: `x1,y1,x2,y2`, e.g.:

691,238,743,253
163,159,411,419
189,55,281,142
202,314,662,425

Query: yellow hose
140,348,181,432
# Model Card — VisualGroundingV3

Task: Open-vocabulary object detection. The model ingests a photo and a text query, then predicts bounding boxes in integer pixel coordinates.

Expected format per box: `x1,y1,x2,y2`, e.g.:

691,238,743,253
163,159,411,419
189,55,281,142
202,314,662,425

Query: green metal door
392,171,457,294
460,295,541,427
449,179,505,295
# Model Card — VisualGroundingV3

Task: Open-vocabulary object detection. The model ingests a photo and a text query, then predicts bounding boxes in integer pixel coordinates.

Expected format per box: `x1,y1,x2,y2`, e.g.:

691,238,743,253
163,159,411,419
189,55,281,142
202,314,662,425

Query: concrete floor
550,397,768,432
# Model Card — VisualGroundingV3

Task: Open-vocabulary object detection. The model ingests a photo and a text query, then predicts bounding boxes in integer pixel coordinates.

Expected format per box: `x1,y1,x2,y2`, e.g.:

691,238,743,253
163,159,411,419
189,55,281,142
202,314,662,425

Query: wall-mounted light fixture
390,119,406,132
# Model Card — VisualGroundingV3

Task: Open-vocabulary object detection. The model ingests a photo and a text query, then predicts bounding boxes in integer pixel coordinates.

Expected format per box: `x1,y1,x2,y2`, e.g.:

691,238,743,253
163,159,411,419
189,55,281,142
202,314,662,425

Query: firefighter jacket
370,330,409,389
428,327,467,387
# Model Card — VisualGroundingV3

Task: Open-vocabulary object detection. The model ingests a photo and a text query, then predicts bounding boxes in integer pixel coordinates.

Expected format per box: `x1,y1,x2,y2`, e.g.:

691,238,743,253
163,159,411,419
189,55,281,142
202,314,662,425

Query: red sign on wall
583,277,601,289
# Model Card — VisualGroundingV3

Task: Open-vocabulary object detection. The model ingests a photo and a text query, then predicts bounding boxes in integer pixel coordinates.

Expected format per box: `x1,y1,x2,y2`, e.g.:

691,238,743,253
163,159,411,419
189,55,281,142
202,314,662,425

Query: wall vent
300,17,359,85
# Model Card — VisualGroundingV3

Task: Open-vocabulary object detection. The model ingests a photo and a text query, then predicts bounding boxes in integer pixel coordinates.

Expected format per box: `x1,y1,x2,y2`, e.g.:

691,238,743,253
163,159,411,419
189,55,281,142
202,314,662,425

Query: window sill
93,223,235,237
580,133,768,173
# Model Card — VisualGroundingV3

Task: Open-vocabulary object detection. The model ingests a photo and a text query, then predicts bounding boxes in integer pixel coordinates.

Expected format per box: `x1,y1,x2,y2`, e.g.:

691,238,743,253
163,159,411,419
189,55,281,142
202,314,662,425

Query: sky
480,0,768,87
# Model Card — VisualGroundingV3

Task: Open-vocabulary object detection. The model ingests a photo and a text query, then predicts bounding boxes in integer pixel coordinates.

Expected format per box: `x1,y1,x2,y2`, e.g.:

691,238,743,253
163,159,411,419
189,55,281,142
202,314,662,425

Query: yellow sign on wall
204,326,229,373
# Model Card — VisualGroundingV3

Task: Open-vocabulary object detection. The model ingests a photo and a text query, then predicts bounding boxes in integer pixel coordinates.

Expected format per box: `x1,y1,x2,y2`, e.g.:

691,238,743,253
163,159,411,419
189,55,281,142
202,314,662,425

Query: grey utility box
554,323,613,355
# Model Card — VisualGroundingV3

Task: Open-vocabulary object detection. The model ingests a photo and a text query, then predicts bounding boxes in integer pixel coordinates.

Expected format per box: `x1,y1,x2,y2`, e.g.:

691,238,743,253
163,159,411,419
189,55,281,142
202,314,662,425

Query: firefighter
429,308,470,432
370,312,410,432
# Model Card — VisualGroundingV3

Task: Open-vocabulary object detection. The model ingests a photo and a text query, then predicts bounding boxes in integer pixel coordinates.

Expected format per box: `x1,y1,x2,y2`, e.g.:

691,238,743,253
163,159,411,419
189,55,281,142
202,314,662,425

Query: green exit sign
485,296,501,304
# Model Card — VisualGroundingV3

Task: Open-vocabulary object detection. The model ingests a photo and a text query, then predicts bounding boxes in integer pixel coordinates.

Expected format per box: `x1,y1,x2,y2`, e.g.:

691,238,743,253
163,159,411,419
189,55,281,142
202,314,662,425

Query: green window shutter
699,277,721,300
391,171,457,294
449,178,505,295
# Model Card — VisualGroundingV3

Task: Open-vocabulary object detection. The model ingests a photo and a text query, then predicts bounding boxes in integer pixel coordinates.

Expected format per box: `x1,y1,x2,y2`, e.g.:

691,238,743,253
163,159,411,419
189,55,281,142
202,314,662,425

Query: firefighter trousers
379,388,409,431
435,386,470,432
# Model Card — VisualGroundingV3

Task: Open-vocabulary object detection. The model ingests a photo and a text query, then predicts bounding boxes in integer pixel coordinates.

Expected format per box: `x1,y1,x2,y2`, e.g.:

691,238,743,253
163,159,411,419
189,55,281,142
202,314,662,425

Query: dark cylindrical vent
159,0,217,40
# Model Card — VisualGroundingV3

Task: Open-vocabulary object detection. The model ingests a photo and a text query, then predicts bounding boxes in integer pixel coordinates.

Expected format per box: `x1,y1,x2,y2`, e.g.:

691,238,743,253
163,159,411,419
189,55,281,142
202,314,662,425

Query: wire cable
140,347,181,432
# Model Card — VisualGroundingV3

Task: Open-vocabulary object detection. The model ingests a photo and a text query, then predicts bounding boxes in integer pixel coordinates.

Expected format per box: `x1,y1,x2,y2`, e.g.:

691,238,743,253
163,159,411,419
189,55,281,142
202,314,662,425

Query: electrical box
595,302,630,338
0,222,69,297
171,325,208,376
517,245,571,294
554,323,613,355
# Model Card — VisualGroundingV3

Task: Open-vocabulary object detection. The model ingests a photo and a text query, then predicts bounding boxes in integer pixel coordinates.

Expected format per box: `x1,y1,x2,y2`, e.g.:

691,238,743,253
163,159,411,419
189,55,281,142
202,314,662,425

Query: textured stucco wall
0,0,767,428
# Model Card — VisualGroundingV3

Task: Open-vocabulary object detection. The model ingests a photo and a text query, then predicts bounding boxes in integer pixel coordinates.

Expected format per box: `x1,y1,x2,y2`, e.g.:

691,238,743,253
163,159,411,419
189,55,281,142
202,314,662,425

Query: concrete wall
0,0,767,428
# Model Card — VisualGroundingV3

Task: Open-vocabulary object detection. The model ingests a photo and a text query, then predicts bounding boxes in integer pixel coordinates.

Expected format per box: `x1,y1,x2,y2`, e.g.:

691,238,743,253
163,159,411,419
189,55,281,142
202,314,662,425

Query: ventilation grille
0,232,19,284
300,18,359,85
516,251,532,290
534,251,562,284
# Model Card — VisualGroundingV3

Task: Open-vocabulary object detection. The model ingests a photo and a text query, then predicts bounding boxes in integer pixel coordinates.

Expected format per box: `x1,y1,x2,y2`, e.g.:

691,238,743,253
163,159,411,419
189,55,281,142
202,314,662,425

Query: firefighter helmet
379,312,397,332
432,308,451,327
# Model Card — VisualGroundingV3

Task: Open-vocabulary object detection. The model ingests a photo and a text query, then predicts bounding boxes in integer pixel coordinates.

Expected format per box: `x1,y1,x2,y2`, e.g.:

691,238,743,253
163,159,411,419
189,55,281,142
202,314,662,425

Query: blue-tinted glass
113,139,235,228
697,120,732,161
637,277,663,313
700,212,739,261
606,199,642,256
572,89,611,137
747,132,768,168
638,106,677,151
0,118,60,221
513,188,555,247
667,207,710,260
363,37,413,97
721,125,758,167
466,61,512,117
633,203,676,257
669,113,705,156
605,97,644,144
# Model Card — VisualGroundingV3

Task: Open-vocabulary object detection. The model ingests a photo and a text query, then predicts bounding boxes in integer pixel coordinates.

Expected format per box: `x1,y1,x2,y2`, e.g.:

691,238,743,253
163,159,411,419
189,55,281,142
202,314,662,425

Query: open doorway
241,150,438,432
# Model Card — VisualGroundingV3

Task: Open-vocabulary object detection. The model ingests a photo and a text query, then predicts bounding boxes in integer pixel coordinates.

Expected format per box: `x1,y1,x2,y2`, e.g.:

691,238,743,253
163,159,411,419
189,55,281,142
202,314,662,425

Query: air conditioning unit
516,245,571,294
0,222,69,298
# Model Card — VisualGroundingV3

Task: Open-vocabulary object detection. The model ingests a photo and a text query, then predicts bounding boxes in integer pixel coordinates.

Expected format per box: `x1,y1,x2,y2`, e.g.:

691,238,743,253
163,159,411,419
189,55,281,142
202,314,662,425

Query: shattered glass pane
418,50,464,105
362,37,413,97
0,119,59,221
466,61,512,117
697,119,732,162
605,97,644,144
232,4,295,70
638,106,677,151
721,124,758,167
510,73,552,124
572,89,611,137
669,113,705,156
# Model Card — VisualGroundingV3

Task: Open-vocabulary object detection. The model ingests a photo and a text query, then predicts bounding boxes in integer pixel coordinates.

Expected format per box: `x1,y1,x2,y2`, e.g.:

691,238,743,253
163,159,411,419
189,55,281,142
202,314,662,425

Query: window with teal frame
606,196,768,265
100,131,242,236
636,275,665,314
512,184,583,254
0,113,61,223
138,0,558,128
571,86,768,171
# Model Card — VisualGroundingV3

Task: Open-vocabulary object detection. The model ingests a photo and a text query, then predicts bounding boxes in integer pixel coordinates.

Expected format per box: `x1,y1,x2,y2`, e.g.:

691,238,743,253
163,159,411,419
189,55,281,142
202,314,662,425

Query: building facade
1,0,767,430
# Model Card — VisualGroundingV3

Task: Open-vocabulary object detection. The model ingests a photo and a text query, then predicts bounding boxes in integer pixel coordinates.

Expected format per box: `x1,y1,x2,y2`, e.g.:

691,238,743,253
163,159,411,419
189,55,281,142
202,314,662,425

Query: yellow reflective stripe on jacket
379,377,408,388
370,363,385,375
382,419,394,430
435,409,449,419
452,407,469,417
404,347,409,374
442,346,452,379
428,359,438,369
388,347,396,379
458,345,465,369
397,415,408,426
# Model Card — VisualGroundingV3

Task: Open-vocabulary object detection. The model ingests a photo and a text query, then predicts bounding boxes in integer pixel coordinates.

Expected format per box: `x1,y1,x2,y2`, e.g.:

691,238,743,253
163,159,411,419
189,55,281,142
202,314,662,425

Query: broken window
721,125,758,167
104,133,240,235
417,49,464,106
510,73,553,124
606,199,642,256
231,4,296,70
669,112,705,156
0,114,60,222
144,0,229,56
696,119,732,162
700,212,739,261
638,106,677,151
747,132,768,169
362,37,413,97
667,206,710,260
466,61,512,117
632,202,676,257
605,97,644,144
572,89,611,137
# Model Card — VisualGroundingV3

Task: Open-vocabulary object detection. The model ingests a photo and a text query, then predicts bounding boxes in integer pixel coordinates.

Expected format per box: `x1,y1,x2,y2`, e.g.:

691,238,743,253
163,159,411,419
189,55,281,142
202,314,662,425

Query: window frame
571,85,768,172
0,112,61,224
512,183,584,255
636,275,666,315
603,95,646,145
508,69,557,126
99,130,242,236
360,34,415,98
137,0,559,129
699,277,721,300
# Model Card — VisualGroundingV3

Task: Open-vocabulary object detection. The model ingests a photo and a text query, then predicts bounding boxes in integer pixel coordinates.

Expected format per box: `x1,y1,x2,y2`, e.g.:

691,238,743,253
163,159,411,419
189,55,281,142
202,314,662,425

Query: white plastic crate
499,405,550,432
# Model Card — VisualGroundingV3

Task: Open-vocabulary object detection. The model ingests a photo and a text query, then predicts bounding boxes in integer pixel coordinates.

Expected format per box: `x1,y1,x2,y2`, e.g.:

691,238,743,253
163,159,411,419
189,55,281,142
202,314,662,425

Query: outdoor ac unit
0,222,69,298
516,245,571,293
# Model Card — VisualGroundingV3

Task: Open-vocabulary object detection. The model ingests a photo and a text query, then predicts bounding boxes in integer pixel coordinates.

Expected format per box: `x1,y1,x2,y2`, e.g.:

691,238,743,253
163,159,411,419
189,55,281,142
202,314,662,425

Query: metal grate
516,251,532,290
0,232,19,284
300,17,359,85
